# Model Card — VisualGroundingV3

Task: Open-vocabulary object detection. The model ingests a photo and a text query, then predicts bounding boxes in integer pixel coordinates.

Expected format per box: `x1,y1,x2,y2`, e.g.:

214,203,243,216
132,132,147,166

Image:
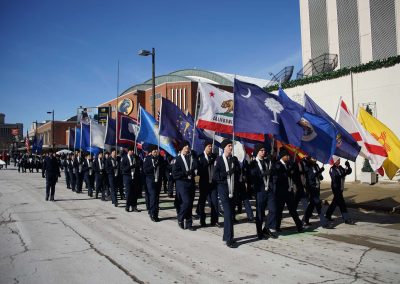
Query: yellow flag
358,108,400,179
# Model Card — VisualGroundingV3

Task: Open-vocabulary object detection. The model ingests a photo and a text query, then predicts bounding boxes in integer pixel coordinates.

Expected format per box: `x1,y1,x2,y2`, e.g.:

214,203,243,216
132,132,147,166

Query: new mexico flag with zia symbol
358,108,400,179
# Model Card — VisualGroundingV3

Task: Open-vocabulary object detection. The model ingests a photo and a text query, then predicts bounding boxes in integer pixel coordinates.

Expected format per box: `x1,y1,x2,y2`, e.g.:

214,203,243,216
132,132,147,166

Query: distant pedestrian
42,150,61,201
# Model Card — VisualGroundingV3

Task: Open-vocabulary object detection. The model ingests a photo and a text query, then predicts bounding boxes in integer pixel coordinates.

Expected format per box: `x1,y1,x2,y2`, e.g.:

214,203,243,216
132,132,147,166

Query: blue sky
0,0,302,134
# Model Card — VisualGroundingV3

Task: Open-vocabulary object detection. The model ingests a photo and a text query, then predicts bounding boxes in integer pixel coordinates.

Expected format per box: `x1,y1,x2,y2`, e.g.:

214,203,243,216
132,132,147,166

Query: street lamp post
138,48,156,117
47,110,54,150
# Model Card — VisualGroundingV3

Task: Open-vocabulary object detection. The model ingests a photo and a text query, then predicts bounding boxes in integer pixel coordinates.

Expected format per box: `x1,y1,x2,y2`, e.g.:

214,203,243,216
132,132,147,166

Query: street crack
58,218,146,284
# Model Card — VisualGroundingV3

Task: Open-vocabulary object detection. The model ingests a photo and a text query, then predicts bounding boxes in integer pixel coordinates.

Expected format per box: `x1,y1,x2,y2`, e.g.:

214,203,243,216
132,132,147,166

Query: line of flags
62,80,399,180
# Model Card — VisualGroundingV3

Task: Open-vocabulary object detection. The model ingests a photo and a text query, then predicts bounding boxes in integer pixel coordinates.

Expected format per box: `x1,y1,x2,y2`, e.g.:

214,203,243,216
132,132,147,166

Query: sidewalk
320,181,400,213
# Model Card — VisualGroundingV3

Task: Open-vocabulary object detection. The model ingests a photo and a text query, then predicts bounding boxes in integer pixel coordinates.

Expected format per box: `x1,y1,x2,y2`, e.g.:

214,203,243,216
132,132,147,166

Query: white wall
277,64,400,182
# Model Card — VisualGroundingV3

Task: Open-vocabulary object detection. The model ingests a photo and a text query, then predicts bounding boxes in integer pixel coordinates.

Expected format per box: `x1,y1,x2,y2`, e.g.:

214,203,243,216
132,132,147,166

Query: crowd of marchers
16,138,355,248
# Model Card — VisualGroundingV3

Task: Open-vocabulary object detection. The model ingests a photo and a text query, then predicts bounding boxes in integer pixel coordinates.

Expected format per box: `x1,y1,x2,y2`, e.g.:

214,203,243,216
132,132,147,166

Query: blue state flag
36,136,43,154
74,128,81,150
69,128,75,150
81,122,90,150
279,88,336,163
104,117,116,146
137,106,177,157
305,94,361,161
31,136,38,153
234,79,303,147
159,98,204,153
119,114,137,144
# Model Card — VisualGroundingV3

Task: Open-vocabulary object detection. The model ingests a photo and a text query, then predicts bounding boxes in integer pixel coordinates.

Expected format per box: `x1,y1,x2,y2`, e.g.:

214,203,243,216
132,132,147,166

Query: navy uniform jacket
270,160,292,197
73,156,83,174
66,159,74,174
143,155,164,182
197,152,216,188
120,154,141,180
42,156,60,178
105,156,119,176
93,157,106,175
250,158,271,192
212,155,241,185
305,163,323,190
329,165,352,193
82,158,93,177
172,154,198,184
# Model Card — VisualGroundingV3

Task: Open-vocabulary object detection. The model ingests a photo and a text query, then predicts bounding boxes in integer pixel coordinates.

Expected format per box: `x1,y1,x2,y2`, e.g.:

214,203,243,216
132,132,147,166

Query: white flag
91,120,106,149
197,82,234,134
336,99,387,172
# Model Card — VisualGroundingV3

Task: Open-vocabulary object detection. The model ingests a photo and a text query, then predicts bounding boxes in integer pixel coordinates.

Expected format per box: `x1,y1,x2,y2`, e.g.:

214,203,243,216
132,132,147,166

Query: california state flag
196,82,263,141
336,99,387,173
197,82,234,134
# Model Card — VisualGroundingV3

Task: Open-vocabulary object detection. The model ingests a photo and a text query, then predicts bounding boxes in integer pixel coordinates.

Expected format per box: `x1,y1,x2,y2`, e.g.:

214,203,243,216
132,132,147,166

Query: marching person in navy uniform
73,151,84,193
106,148,120,207
213,139,240,248
93,152,106,200
325,158,355,224
172,141,198,230
303,157,329,228
42,150,61,201
165,154,175,198
62,155,71,189
67,153,76,191
82,152,94,197
143,144,164,222
235,158,254,222
267,149,304,237
250,143,271,240
120,146,142,212
197,140,218,227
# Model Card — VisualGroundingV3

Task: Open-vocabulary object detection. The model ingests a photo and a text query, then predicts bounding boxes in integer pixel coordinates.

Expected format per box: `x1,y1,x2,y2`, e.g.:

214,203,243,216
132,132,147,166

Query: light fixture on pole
138,48,156,116
47,110,54,150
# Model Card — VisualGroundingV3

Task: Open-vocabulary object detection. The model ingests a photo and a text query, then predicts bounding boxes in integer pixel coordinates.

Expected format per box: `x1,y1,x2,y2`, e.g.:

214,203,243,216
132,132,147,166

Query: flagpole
80,121,83,155
115,60,120,151
68,127,70,150
157,99,162,151
134,104,141,155
191,86,200,148
74,126,76,153
89,119,92,153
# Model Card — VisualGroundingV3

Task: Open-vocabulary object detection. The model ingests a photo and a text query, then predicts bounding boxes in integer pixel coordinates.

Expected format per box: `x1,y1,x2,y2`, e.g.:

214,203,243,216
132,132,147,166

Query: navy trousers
176,180,195,227
46,175,57,199
217,184,235,242
108,174,119,205
146,177,161,218
255,190,268,237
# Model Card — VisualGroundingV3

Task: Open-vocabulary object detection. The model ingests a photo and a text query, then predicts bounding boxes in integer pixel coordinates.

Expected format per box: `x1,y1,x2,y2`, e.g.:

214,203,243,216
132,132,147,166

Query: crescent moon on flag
241,88,252,98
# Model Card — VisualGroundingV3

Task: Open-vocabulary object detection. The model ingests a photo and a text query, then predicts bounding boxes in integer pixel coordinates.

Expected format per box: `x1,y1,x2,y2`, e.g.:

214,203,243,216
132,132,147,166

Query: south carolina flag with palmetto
196,82,263,141
358,108,400,180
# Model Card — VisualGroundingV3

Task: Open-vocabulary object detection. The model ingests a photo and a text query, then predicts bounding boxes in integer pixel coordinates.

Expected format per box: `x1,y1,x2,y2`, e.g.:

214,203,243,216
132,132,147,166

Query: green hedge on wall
265,55,400,92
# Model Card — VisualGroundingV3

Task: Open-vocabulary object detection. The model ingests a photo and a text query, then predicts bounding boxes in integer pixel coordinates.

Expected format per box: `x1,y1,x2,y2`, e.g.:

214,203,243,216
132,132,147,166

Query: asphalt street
1,166,400,284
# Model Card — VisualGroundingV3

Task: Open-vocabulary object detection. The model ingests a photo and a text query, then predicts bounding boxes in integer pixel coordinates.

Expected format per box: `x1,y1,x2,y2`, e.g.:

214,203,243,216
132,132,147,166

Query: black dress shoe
114,203,118,207
125,207,130,212
265,229,278,239
344,219,355,225
45,197,49,201
297,226,304,233
257,234,266,240
151,216,159,222
226,240,235,248
325,216,333,222
187,226,196,231
132,207,141,212
178,221,184,229
248,217,255,222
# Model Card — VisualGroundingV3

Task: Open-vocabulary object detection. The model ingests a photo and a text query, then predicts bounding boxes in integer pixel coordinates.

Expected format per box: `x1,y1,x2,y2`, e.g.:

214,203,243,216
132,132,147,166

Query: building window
179,88,182,110
183,88,186,111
